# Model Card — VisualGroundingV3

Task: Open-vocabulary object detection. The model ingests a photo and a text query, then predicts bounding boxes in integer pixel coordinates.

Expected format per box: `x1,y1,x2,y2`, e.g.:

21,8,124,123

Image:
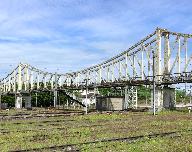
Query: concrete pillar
15,93,32,109
54,90,57,107
151,87,163,111
66,99,69,109
15,94,22,109
163,85,176,109
151,85,176,111
24,95,32,109
124,86,128,109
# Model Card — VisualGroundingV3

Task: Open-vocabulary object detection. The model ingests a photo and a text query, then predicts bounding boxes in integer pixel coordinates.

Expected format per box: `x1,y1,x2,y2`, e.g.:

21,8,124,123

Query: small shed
96,96,125,111
0,103,8,110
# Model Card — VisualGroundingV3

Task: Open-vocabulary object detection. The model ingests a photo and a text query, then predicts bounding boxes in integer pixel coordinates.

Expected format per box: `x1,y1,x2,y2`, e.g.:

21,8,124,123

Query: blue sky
0,0,192,77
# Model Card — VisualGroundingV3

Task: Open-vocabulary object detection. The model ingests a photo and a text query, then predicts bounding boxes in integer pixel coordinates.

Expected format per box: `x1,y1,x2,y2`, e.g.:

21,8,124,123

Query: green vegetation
1,95,15,107
137,85,151,100
1,86,191,109
0,110,191,151
176,89,190,103
1,91,72,108
98,87,113,96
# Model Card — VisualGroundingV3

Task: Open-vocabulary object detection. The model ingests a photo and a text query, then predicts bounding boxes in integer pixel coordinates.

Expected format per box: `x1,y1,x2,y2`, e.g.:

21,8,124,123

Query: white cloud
0,0,192,79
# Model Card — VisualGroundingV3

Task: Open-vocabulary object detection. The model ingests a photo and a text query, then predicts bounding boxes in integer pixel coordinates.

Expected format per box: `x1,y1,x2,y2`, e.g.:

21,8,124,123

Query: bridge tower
162,31,176,109
15,63,22,109
15,63,32,109
152,28,176,111
151,28,163,111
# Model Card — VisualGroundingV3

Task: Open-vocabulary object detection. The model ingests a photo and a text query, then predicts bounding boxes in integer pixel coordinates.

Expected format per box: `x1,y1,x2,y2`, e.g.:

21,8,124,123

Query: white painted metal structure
0,28,192,109
124,86,138,109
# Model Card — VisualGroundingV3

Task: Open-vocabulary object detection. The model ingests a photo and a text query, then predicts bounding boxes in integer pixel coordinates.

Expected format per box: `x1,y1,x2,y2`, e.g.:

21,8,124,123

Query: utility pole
84,78,88,114
54,72,58,108
152,50,156,115
189,85,192,113
145,87,148,106
185,82,187,103
190,85,192,104
66,99,69,109
35,92,38,107
58,91,60,109
0,85,1,110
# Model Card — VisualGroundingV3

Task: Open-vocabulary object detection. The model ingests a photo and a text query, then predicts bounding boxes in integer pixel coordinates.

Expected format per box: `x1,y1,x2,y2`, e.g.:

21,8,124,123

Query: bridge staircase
60,90,86,107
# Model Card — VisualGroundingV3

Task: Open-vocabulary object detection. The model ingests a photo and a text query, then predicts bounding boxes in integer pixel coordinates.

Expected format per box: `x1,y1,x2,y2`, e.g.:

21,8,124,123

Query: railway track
11,129,192,152
0,110,84,120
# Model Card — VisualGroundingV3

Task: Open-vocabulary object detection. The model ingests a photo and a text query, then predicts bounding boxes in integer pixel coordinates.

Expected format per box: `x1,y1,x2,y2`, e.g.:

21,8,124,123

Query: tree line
0,86,190,108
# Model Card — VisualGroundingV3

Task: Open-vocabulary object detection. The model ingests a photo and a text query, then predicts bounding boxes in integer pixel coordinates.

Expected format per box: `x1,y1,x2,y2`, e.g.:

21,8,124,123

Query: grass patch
0,110,191,151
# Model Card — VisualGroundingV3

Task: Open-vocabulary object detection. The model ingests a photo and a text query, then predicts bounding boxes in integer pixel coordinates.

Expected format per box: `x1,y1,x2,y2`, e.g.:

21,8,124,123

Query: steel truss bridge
1,28,192,110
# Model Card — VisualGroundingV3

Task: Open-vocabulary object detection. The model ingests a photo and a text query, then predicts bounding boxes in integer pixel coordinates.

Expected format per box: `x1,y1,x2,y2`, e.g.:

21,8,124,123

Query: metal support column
15,63,22,109
164,33,171,74
124,86,138,109
152,50,156,115
30,71,34,90
125,53,128,80
141,48,144,80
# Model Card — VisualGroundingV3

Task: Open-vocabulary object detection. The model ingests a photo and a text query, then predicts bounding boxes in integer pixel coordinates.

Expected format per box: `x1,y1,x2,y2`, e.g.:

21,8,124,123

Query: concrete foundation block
23,95,32,109
163,86,176,109
151,85,176,111
96,97,124,111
